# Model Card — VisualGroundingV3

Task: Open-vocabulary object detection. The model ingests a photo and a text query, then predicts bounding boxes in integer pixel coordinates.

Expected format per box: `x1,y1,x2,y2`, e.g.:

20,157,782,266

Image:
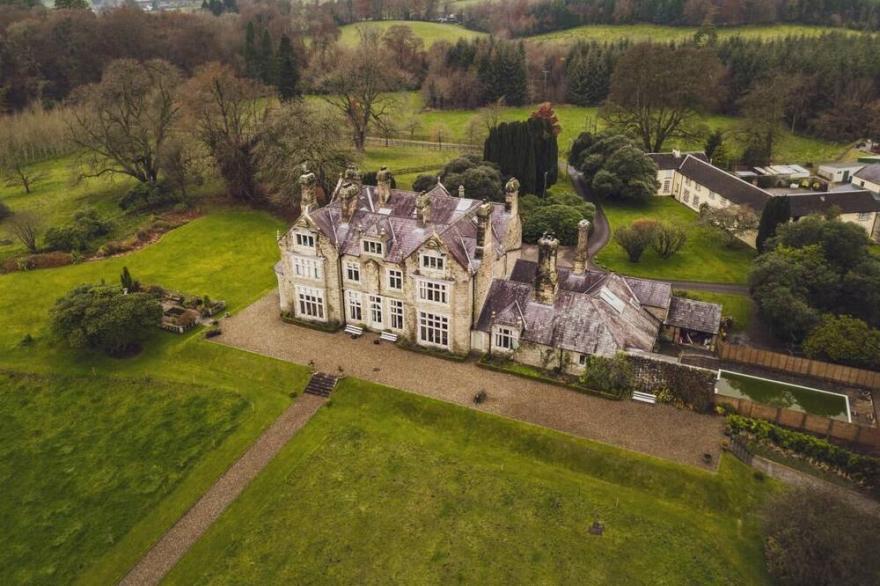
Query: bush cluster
727,414,880,494
615,219,687,262
44,208,113,252
580,353,634,398
520,191,595,245
119,180,182,212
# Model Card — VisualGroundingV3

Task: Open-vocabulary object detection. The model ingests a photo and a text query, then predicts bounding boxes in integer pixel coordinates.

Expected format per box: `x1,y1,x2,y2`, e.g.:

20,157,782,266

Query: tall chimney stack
535,232,559,304
376,166,392,206
475,200,492,259
299,163,317,213
416,191,432,226
572,219,591,274
340,164,361,223
504,176,520,216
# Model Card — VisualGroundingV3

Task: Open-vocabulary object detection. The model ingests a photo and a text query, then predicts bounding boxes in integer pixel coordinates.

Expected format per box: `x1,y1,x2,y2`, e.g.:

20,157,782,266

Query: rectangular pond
715,370,851,422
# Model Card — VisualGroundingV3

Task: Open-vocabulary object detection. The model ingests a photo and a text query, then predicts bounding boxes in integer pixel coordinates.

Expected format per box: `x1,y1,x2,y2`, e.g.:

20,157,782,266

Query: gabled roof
292,183,514,272
788,190,880,217
647,151,708,171
677,155,770,211
476,276,661,356
509,260,671,309
854,163,880,184
666,297,722,335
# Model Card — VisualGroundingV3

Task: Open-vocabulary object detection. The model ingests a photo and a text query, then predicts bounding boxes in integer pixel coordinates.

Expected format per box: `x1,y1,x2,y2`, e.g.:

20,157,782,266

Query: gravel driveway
214,292,725,469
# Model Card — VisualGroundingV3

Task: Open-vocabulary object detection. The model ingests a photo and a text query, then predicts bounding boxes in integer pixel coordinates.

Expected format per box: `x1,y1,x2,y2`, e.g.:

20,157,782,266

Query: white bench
344,324,364,337
380,331,398,343
632,391,657,405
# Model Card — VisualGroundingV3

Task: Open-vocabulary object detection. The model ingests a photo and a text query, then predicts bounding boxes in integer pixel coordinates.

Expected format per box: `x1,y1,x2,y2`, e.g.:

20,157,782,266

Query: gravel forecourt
214,291,725,469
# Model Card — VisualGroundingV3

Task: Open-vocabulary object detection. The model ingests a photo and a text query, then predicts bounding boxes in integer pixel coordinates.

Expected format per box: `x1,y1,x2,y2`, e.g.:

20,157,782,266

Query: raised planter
280,313,343,333
477,355,626,401
395,338,469,362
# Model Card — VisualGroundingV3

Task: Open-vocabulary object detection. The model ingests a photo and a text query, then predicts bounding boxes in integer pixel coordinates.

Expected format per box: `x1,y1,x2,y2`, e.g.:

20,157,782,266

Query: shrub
119,180,180,212
614,219,658,262
411,174,438,192
0,200,11,220
521,191,595,244
727,414,880,493
44,208,113,252
762,488,880,585
650,222,687,259
50,284,162,356
802,314,880,370
580,353,634,396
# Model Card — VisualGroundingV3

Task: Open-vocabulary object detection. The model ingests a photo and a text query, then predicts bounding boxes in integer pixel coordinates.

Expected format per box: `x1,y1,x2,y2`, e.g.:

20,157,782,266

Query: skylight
599,288,626,314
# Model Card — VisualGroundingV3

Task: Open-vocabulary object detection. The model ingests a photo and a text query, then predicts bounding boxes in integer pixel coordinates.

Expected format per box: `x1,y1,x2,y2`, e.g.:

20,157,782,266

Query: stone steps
304,373,338,398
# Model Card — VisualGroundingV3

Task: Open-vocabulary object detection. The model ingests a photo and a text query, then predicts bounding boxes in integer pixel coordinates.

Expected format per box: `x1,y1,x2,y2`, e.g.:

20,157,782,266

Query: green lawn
675,290,755,333
595,197,756,284
167,378,776,584
339,20,486,47
528,23,865,44
360,145,457,190
0,370,248,585
0,210,311,584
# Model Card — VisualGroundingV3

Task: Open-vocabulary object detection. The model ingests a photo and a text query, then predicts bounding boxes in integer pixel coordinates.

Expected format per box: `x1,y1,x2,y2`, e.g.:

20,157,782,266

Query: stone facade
276,166,522,355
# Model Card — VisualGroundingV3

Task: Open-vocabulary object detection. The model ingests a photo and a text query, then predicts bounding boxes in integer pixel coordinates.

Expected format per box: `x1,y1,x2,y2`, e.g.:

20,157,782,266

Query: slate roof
854,164,880,184
476,273,662,356
509,260,671,309
648,151,708,171
788,190,880,217
297,183,513,272
677,155,770,211
666,297,722,335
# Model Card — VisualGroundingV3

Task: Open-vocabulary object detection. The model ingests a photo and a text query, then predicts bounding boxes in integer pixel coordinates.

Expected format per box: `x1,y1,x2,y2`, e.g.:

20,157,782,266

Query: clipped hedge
727,414,880,495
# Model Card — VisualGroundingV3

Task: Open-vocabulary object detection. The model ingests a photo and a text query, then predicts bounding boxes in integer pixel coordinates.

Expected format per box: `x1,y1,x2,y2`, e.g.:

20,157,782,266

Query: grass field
339,20,486,47
595,197,756,283
167,378,776,584
356,92,849,165
528,23,864,44
0,211,311,584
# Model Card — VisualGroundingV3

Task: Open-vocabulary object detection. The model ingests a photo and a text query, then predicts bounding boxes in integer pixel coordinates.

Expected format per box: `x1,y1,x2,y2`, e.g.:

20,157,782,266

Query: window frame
296,286,325,320
344,261,361,283
418,311,449,348
345,290,362,322
387,268,403,291
420,251,445,272
493,326,516,351
292,255,322,281
389,299,404,330
417,279,448,305
362,239,384,257
294,231,315,250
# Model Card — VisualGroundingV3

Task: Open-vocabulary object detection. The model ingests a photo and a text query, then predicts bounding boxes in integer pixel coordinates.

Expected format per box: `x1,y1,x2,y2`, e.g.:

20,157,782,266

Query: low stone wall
628,354,717,412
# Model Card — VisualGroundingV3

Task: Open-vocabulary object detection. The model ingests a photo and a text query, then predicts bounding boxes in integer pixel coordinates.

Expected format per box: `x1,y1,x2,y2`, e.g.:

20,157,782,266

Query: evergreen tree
259,29,275,85
244,22,259,79
756,195,792,253
276,34,300,101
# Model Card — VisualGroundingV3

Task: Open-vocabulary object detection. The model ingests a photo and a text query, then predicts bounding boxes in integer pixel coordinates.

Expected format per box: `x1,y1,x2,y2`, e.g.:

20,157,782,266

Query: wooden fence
718,342,880,390
715,395,880,455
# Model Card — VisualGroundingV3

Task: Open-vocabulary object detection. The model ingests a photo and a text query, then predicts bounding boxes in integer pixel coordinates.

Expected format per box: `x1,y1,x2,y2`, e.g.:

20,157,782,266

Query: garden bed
396,337,468,362
477,355,625,400
280,313,343,333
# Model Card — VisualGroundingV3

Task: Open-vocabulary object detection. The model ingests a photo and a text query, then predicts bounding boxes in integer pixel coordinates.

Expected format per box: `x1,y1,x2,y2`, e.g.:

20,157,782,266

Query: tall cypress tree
244,22,259,79
258,28,275,85
756,196,792,252
276,34,299,101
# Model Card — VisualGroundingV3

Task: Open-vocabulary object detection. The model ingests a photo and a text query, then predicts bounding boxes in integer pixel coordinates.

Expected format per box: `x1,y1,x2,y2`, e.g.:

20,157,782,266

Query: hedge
727,414,880,495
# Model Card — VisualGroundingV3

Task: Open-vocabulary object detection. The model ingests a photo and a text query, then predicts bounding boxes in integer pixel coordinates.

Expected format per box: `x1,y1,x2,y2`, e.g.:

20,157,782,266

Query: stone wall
628,354,717,412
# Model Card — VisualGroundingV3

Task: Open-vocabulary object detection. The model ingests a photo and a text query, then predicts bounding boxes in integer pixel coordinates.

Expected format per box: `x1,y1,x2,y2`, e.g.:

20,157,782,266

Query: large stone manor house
276,165,720,371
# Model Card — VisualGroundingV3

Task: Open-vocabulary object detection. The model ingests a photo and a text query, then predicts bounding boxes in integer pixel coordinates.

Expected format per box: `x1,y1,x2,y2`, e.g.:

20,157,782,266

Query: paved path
213,292,725,469
752,455,880,518
569,166,611,258
119,393,326,586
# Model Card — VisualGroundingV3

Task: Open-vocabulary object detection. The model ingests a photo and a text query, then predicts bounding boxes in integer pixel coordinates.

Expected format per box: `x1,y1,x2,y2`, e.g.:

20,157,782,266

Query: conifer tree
243,22,259,79
276,34,300,101
259,29,275,85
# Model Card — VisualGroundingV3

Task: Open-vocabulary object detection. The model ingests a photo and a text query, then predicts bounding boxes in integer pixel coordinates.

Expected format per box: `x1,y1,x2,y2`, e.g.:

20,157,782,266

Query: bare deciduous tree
602,44,723,152
8,212,41,253
318,29,405,151
255,101,353,208
180,63,267,203
68,59,181,186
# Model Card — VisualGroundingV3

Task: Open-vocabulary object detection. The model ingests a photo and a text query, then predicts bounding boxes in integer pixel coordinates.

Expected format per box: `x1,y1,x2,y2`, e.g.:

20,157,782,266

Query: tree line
460,0,880,37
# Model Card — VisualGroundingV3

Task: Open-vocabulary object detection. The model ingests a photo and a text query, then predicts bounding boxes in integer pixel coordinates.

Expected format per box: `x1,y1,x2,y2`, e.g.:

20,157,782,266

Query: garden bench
632,391,657,405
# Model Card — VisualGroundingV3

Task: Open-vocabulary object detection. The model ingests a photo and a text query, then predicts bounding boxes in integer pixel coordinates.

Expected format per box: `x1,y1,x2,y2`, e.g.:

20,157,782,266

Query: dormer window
493,326,516,351
295,232,315,249
363,239,383,256
421,252,444,271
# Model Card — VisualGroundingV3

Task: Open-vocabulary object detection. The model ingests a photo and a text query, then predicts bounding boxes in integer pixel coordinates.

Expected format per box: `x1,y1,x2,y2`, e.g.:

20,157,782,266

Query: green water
716,371,849,421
